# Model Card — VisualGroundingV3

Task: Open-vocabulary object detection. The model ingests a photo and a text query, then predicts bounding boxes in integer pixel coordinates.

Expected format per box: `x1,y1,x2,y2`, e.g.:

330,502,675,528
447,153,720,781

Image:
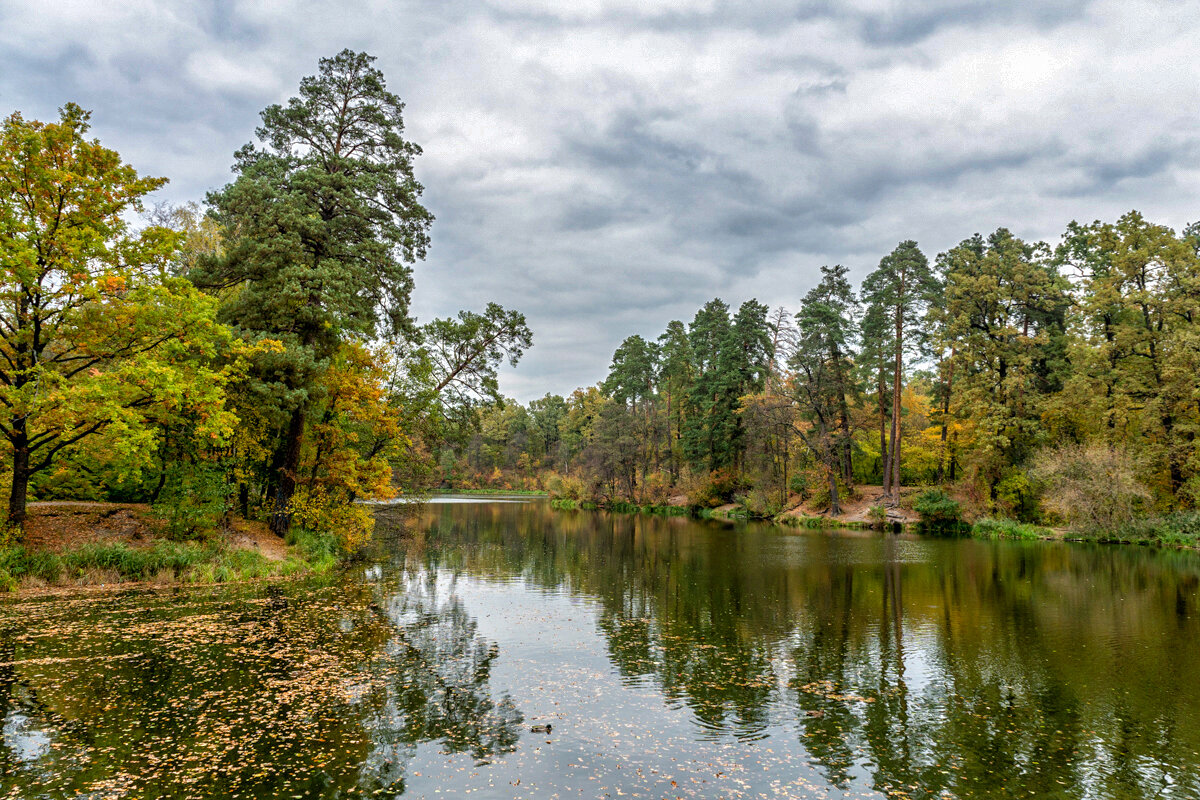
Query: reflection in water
0,499,1198,799
0,574,523,797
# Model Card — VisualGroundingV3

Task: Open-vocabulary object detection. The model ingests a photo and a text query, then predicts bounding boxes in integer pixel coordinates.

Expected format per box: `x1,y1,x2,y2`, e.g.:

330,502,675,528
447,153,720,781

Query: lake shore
549,491,1200,550
0,502,339,594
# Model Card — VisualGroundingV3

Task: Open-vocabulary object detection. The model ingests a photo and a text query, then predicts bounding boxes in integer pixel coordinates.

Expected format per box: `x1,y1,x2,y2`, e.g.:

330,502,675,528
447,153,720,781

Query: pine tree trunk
936,348,955,484
879,371,891,496
270,406,306,536
889,309,903,504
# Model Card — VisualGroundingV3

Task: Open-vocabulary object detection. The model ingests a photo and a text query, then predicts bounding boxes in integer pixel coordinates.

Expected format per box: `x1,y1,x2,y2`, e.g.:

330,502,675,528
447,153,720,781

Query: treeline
0,51,530,545
442,215,1200,533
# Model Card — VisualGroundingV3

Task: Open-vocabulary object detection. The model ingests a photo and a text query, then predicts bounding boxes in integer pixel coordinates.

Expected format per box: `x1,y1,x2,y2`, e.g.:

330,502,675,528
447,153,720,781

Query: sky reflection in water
2,499,1199,799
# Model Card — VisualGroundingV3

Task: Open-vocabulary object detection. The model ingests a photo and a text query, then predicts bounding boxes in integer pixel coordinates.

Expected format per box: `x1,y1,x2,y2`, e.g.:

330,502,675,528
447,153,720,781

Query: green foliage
913,489,963,525
741,488,782,519
866,505,888,527
971,518,1052,541
152,462,231,539
285,528,343,574
1107,512,1200,547
0,103,236,523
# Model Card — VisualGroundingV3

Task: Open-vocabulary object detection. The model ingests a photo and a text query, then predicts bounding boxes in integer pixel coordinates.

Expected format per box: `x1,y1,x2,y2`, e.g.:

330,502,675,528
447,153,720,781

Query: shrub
913,489,962,525
689,469,744,509
741,488,781,518
866,505,888,528
1030,444,1151,534
152,462,231,539
288,487,373,552
972,517,1052,541
994,470,1040,522
1107,511,1200,546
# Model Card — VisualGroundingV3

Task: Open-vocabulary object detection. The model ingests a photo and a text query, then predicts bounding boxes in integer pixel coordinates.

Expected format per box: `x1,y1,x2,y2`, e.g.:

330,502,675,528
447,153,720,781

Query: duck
530,723,553,734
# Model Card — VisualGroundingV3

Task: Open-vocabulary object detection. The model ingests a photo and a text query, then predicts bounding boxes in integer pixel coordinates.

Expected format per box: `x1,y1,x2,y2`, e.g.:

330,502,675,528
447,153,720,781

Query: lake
2,497,1199,799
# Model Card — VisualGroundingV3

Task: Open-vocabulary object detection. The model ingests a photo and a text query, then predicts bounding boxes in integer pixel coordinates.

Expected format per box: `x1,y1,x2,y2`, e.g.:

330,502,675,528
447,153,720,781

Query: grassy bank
549,497,878,526
442,488,548,496
550,494,1200,550
0,503,349,593
0,531,342,593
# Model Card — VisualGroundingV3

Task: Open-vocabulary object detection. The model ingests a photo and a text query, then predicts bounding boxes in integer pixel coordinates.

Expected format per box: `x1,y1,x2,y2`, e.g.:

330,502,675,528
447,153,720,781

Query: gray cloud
3,0,1199,400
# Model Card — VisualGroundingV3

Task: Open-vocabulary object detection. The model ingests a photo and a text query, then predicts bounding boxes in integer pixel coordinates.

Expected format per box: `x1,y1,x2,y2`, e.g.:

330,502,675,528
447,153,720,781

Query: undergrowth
0,531,343,593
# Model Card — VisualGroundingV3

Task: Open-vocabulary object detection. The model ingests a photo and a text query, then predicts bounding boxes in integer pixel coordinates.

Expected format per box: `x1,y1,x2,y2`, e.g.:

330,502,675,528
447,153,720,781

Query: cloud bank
3,0,1199,399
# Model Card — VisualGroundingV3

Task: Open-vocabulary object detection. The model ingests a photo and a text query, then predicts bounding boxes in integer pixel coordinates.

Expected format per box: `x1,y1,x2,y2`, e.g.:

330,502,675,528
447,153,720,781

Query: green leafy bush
971,518,1052,541
153,462,231,539
913,489,962,525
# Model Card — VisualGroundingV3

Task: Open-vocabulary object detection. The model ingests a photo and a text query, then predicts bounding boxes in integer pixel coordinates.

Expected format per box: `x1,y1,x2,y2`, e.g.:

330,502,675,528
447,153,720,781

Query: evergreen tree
863,241,935,502
789,266,858,514
942,229,1070,498
200,50,433,534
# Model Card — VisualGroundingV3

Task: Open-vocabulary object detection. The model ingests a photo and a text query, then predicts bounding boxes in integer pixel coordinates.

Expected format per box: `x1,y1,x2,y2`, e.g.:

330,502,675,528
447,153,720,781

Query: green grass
1079,511,1200,547
0,531,343,593
284,528,342,574
971,518,1054,541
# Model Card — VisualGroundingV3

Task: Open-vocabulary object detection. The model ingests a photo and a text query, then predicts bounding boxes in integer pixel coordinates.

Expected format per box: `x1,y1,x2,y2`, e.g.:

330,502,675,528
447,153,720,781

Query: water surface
2,499,1199,798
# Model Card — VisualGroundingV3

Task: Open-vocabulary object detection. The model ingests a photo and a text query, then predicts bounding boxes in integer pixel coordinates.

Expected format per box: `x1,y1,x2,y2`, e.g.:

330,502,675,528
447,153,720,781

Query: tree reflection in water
1,499,1198,800
410,500,1200,800
0,574,523,798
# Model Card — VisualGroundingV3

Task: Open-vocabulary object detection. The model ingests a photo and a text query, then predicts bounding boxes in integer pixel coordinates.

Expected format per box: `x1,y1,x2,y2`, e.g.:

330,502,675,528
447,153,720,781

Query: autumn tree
1055,212,1200,500
941,229,1070,501
0,104,235,526
199,50,433,534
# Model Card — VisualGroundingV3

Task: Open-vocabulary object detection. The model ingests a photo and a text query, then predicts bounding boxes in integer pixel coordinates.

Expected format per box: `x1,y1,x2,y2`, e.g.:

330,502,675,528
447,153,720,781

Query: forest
439,217,1200,540
4,48,1200,554
0,50,531,552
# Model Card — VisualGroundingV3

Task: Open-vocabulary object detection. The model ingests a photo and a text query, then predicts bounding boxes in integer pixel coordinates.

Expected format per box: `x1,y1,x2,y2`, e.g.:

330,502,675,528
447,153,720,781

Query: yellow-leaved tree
0,104,236,527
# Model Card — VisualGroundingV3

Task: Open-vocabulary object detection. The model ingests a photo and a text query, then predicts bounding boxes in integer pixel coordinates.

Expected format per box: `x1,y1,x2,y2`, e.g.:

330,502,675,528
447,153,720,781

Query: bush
1104,511,1200,546
866,505,888,528
972,517,1052,541
994,470,1040,522
913,489,962,525
1031,444,1151,534
689,469,744,509
550,475,587,502
152,462,231,539
741,488,781,518
288,487,373,552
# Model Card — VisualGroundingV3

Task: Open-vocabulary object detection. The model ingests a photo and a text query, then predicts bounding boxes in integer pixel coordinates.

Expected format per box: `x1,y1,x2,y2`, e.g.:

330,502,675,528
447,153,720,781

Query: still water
2,498,1200,799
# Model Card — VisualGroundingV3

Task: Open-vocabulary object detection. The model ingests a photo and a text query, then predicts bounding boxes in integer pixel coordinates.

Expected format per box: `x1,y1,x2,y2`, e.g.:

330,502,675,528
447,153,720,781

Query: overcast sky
3,0,1198,400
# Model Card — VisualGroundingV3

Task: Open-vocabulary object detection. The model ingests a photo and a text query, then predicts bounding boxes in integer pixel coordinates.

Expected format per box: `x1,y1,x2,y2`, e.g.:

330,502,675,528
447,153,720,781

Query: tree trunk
239,483,250,519
889,309,903,504
8,432,29,528
833,345,853,484
270,406,306,536
827,468,841,516
879,371,891,495
935,348,955,484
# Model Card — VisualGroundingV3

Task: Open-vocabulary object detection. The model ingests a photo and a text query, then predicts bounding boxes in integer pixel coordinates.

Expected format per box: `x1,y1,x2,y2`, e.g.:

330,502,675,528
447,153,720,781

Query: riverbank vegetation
435,218,1200,547
0,50,532,583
